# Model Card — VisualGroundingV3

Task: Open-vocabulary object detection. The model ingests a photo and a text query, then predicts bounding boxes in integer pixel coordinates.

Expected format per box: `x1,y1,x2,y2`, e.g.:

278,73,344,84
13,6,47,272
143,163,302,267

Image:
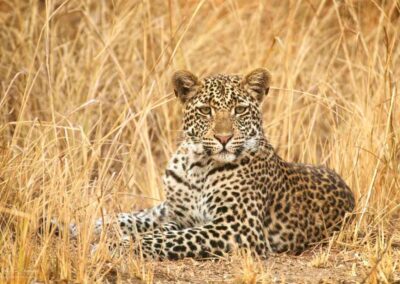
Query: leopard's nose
214,134,233,145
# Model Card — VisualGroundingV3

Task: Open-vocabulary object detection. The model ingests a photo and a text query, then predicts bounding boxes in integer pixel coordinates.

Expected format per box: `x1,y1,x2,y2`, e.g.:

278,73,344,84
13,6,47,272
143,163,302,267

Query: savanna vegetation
0,0,399,282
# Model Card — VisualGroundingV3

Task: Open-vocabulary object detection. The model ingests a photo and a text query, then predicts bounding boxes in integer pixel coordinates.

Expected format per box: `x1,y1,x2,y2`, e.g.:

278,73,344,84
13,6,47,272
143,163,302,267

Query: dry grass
0,0,399,283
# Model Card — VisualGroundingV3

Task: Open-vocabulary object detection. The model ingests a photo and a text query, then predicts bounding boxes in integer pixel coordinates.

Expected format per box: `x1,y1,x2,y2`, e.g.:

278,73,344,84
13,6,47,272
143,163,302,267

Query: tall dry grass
0,0,399,282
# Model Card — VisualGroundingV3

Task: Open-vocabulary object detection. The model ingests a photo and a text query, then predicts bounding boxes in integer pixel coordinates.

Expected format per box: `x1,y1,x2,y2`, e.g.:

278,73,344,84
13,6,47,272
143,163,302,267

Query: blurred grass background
0,0,399,282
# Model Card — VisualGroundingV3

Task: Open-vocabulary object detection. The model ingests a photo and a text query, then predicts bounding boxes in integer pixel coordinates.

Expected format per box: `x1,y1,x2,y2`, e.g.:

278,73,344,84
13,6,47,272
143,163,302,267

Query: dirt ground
104,249,400,283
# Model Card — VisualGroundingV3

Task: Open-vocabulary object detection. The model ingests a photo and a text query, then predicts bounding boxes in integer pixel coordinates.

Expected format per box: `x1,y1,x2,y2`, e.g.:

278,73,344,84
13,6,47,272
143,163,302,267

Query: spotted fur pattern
49,69,355,260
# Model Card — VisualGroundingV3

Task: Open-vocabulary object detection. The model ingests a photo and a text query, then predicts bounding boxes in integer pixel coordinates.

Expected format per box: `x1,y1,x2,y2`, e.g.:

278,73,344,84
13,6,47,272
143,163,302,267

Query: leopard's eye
198,106,212,115
235,105,248,115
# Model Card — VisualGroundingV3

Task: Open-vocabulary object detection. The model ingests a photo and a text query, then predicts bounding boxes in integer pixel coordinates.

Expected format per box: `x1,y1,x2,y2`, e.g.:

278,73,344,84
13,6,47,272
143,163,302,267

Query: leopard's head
172,68,271,163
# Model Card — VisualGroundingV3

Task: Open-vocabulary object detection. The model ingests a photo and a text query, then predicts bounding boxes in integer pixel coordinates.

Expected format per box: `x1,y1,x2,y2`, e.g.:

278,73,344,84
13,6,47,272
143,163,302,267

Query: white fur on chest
163,145,214,225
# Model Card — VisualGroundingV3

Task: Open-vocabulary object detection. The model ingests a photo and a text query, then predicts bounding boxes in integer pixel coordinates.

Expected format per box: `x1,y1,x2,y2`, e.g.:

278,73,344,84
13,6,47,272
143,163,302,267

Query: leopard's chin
212,150,237,163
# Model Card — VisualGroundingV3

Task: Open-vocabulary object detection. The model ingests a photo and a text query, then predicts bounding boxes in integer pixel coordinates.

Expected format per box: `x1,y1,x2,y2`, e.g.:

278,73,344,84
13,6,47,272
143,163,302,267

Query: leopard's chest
162,151,213,224
163,147,268,225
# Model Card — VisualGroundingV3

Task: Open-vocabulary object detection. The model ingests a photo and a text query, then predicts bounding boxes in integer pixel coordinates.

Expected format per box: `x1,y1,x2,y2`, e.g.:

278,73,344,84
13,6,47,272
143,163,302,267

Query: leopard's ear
242,68,271,102
172,70,200,103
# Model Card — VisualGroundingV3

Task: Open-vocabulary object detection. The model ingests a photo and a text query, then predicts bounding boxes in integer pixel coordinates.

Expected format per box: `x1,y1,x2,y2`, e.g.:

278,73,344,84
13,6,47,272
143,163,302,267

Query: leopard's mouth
202,142,244,161
212,149,238,163
216,148,236,155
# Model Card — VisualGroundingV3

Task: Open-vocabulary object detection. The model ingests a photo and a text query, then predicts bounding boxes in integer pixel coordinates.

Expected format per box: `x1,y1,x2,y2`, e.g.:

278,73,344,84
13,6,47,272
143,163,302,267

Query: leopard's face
173,69,271,163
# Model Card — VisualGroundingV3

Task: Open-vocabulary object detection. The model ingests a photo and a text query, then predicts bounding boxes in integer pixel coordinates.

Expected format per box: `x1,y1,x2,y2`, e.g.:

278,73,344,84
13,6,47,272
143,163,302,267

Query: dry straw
0,0,399,282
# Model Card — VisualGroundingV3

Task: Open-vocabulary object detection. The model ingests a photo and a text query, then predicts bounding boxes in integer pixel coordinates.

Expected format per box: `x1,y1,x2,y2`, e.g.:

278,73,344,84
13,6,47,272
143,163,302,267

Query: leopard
46,68,355,260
